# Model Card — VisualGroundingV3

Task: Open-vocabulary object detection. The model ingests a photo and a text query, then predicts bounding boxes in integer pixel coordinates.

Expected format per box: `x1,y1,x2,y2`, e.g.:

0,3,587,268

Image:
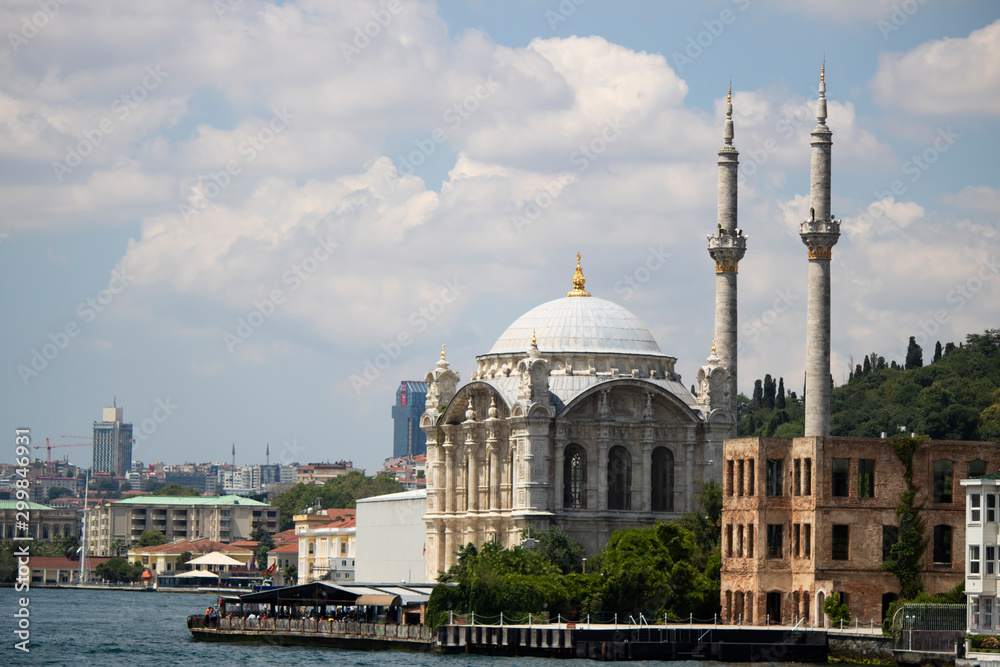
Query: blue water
0,588,771,666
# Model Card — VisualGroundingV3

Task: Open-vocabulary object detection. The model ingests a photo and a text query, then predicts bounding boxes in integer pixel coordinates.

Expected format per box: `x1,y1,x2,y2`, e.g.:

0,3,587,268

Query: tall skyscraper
391,381,428,458
92,405,133,477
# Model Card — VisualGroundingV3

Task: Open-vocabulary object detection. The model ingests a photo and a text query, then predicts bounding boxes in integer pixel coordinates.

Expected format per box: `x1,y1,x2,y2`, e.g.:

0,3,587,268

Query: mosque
418,82,750,580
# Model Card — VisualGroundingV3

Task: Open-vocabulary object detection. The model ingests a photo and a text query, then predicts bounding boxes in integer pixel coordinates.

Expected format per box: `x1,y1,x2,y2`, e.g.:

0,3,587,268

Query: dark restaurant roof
237,582,400,607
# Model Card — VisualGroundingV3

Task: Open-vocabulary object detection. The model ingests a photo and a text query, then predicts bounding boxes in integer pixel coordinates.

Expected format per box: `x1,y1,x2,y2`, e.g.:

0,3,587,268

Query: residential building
296,461,357,485
29,556,112,585
267,542,299,586
296,509,356,583
963,474,1000,634
92,405,133,478
392,381,428,458
128,538,253,576
30,475,83,504
720,435,999,626
0,500,78,541
164,470,212,495
85,495,279,556
355,489,427,583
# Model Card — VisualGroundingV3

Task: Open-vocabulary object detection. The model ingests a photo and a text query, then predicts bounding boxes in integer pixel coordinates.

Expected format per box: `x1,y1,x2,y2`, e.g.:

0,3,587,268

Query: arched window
563,444,587,509
608,446,632,510
651,447,675,511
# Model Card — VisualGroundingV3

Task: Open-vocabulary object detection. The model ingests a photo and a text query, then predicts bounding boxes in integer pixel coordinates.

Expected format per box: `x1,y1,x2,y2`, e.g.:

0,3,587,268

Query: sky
1,0,998,474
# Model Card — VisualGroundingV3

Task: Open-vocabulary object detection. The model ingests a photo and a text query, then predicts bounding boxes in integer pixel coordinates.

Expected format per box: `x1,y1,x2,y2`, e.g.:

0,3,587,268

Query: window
933,525,952,565
969,460,987,479
563,444,587,509
832,458,849,497
832,525,849,560
651,447,674,511
340,542,347,555
989,495,997,523
883,525,899,561
737,524,744,557
726,459,734,497
793,524,801,558
804,524,811,558
858,459,875,498
974,597,981,629
794,459,801,496
608,446,632,510
726,524,734,558
747,524,754,558
736,459,744,497
986,597,995,631
972,545,981,575
747,459,755,495
988,546,996,575
803,458,812,496
767,524,783,558
933,460,953,503
972,494,982,522
766,459,783,496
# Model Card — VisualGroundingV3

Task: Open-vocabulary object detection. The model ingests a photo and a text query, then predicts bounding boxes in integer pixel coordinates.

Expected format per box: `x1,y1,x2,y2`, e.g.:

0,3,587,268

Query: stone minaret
800,64,840,437
706,86,745,436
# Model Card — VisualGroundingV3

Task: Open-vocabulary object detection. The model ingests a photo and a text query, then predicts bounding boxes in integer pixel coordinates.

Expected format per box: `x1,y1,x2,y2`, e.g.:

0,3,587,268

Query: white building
355,489,427,583
964,475,1000,633
295,510,356,583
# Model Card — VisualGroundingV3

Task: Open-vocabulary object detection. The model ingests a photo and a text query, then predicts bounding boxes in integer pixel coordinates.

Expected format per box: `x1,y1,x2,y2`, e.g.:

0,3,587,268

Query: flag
266,563,277,575
422,543,426,555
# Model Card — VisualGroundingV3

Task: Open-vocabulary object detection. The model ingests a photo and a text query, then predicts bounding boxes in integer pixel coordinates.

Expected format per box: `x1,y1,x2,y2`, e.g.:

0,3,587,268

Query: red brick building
720,435,1000,626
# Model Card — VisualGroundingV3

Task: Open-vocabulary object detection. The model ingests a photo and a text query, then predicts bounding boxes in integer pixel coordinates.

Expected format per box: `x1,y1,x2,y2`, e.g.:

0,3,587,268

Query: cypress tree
763,374,775,408
776,377,786,409
905,336,923,370
863,356,871,375
933,341,942,363
752,379,763,411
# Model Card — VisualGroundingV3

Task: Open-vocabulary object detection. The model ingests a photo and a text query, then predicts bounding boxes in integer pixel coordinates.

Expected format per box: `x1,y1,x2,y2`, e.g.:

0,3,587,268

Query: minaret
706,85,745,436
800,64,840,437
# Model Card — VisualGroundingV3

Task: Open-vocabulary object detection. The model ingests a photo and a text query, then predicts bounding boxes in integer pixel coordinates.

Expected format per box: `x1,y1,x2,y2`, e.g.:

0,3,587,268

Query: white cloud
871,19,1000,114
941,185,1000,212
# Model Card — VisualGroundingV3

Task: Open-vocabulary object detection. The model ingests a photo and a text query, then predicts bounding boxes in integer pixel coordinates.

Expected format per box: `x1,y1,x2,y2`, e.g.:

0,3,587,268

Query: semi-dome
488,254,666,357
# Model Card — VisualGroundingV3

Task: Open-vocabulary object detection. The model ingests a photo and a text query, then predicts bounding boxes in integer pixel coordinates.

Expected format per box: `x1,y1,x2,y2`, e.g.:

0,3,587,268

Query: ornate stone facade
420,259,733,580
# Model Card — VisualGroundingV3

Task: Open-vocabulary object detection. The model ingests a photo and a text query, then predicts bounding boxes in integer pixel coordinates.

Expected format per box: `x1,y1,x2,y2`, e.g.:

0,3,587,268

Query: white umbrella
187,552,245,567
175,570,219,579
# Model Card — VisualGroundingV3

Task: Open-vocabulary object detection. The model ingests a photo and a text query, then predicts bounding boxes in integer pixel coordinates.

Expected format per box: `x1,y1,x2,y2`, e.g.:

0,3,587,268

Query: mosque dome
487,254,667,357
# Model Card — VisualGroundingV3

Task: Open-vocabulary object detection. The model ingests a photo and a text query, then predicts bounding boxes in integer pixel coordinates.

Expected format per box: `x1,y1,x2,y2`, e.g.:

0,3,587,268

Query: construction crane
35,438,94,474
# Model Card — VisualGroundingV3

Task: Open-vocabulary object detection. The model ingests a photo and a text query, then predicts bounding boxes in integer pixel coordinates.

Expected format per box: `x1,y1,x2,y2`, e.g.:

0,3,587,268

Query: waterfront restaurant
216,581,403,623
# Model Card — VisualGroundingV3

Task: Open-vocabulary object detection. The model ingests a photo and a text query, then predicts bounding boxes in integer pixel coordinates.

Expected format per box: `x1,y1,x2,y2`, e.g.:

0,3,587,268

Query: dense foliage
738,330,1000,440
273,471,404,530
95,557,146,583
135,529,168,547
144,483,202,497
426,481,722,627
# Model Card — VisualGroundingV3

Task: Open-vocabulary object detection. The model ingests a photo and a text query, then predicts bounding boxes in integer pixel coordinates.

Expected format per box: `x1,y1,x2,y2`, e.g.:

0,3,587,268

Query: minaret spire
800,63,840,437
706,84,745,436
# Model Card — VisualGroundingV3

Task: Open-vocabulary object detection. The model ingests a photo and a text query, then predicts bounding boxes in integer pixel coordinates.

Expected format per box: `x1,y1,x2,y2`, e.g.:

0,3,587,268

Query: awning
356,594,401,607
188,552,244,567
175,570,220,579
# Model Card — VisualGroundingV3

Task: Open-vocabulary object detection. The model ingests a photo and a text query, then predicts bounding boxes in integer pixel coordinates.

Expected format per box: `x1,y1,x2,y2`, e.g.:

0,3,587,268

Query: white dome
488,296,666,356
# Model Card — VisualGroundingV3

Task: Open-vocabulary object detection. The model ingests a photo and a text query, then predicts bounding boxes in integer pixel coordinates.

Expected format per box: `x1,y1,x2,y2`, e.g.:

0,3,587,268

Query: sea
0,587,800,666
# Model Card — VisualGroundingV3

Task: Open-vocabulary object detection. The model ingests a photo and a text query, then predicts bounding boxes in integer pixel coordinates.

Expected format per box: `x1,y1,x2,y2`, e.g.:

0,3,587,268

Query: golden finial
712,338,717,354
567,252,591,297
531,330,537,346
441,343,446,359
727,84,731,105
821,62,825,85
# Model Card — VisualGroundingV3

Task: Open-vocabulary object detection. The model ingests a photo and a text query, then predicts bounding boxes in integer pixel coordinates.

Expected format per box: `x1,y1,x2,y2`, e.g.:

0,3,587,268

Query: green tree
762,374,775,409
534,527,585,574
147,484,201,497
775,377,786,409
751,380,763,411
823,595,851,624
95,557,141,583
46,486,73,502
282,563,297,584
274,472,404,531
905,336,923,370
252,527,275,568
109,538,128,557
136,529,167,547
933,341,942,363
176,551,193,572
